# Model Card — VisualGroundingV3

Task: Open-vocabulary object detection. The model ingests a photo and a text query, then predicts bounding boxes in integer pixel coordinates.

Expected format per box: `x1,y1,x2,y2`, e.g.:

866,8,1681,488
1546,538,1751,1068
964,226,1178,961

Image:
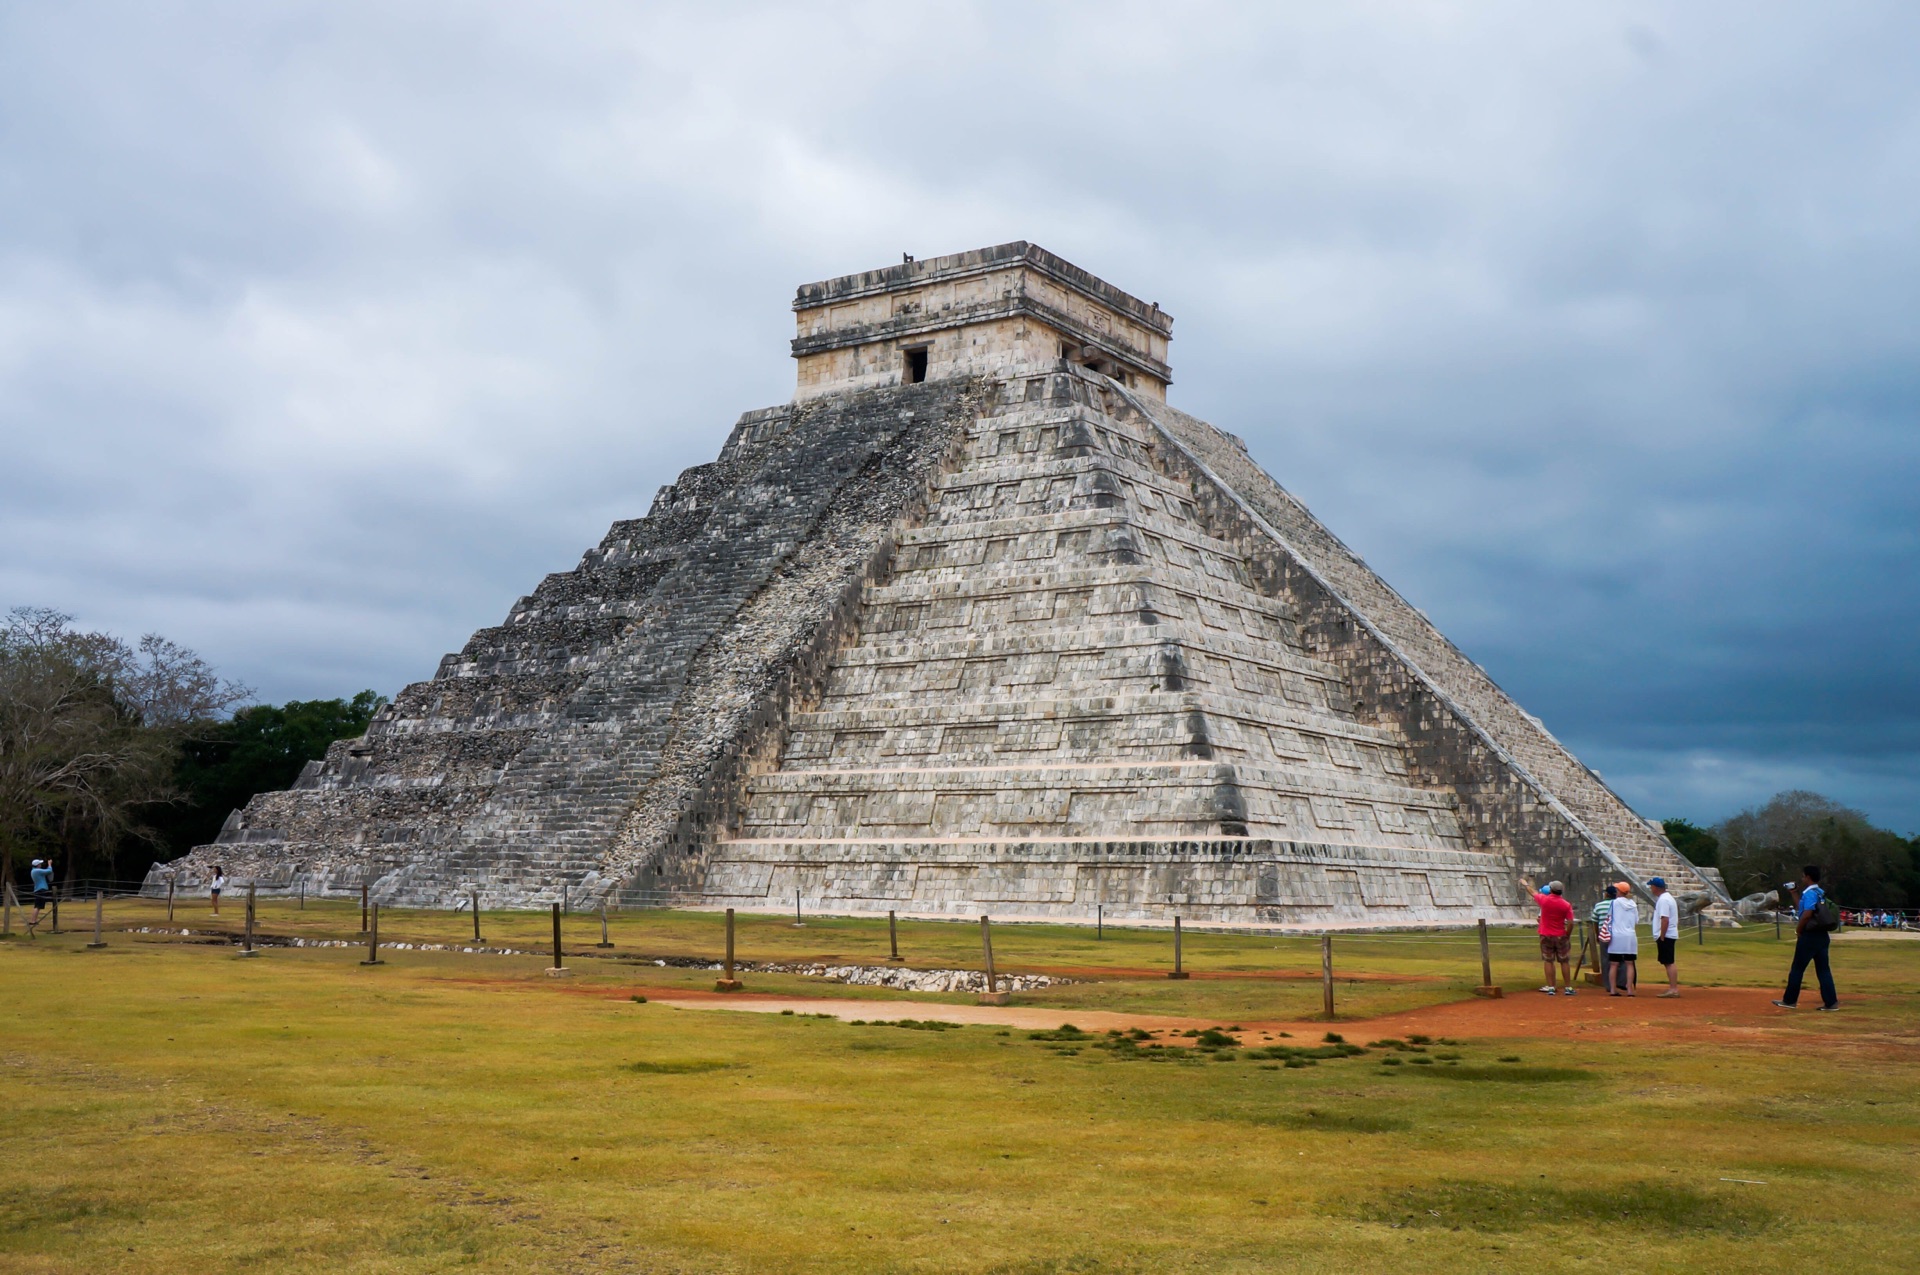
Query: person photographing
23,858,54,937
1527,879,1576,995
1773,866,1839,1011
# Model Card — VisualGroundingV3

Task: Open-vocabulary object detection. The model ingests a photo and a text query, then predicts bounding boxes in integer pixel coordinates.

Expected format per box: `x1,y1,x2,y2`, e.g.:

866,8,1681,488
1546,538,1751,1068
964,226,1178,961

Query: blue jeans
1783,929,1837,1007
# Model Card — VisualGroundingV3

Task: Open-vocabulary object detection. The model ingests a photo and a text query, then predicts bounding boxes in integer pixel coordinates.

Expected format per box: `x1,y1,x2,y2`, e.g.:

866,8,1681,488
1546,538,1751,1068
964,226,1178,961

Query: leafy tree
1715,790,1911,907
146,691,384,859
1661,817,1720,868
1,608,247,888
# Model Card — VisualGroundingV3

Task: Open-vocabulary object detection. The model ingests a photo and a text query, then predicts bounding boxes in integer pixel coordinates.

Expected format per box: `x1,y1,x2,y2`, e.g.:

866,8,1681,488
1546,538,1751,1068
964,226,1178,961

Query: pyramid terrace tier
819,624,1359,716
703,838,1523,927
888,507,1270,604
733,760,1465,848
929,452,1212,531
783,691,1418,778
861,563,1299,647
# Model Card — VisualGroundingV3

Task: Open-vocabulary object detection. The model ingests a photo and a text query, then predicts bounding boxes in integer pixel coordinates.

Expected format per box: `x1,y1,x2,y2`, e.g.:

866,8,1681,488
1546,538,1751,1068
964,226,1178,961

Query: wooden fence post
793,888,803,927
888,910,901,962
166,878,175,923
3,881,14,937
977,915,1008,1005
546,902,568,977
360,880,370,935
236,883,259,958
86,890,108,949
1167,915,1189,979
716,908,742,991
1320,934,1335,1019
596,901,613,949
472,889,482,944
1473,918,1504,998
1096,904,1103,941
360,902,383,966
1697,912,1704,946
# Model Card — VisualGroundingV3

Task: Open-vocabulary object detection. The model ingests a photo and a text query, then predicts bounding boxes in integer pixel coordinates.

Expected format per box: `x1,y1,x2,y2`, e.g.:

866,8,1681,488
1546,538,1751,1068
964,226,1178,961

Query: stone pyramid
157,243,1732,927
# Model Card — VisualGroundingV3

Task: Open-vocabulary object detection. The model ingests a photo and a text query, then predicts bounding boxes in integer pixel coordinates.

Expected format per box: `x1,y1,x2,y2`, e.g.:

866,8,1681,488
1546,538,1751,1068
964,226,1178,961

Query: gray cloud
3,2,1915,828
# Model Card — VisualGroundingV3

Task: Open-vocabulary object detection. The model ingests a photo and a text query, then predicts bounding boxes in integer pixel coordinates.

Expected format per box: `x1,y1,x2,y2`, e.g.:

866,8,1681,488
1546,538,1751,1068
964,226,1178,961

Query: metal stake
1697,912,1704,946
1167,915,1189,979
546,902,568,976
1096,903,1103,940
793,887,803,927
86,889,107,949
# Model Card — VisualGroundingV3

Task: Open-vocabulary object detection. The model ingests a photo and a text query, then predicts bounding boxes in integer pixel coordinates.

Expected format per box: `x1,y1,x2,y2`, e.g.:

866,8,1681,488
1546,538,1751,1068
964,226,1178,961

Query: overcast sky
3,2,1916,831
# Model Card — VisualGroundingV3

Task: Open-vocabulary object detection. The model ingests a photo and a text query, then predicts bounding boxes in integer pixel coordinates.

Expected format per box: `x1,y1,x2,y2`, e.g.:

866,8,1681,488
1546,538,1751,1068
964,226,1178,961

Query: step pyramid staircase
705,369,1530,925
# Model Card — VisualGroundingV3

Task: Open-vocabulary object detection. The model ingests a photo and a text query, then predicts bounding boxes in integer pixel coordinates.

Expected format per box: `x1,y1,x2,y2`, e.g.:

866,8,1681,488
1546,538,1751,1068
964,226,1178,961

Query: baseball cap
1647,877,1667,889
1546,880,1564,894
1614,881,1631,896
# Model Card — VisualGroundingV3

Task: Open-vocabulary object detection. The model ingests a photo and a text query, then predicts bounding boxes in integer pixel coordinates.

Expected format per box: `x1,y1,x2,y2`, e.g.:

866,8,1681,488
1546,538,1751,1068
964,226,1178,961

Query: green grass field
3,898,1917,1273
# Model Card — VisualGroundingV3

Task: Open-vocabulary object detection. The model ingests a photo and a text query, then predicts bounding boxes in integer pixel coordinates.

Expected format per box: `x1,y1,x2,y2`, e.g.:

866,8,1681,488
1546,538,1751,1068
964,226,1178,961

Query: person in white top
1604,882,1639,997
210,866,227,917
1648,877,1682,998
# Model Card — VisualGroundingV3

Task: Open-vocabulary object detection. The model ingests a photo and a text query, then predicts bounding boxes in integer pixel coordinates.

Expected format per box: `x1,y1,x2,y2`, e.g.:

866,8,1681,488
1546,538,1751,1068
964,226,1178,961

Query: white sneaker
1538,986,1557,995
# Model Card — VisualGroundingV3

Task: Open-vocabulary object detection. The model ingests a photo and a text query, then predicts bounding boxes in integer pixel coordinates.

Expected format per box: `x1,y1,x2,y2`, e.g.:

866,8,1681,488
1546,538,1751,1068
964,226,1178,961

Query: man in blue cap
1648,877,1681,998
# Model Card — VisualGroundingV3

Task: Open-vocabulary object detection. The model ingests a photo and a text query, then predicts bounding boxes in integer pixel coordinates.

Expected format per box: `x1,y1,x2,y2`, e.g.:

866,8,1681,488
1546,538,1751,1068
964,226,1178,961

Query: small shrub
1498,1055,1522,1063
1382,1056,1403,1066
1323,1032,1345,1044
1405,1033,1432,1045
631,994,648,1004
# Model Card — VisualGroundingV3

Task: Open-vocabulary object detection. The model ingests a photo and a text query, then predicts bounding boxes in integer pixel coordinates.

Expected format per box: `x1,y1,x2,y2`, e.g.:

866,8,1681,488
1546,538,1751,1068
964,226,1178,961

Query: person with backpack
1773,865,1839,1011
1589,892,1617,994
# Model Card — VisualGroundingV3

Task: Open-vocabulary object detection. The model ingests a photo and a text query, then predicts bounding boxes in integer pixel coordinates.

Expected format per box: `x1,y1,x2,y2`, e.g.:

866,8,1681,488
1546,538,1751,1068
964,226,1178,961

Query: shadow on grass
1265,1108,1412,1134
1353,1180,1774,1233
1412,1065,1594,1083
623,1060,731,1074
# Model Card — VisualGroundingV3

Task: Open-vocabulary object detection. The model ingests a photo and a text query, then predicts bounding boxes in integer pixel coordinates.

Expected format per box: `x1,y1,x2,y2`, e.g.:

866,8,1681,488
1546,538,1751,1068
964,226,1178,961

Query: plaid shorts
1538,932,1572,962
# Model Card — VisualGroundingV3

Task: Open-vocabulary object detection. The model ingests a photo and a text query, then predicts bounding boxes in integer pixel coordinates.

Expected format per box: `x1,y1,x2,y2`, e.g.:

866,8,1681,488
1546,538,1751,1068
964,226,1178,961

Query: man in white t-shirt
1648,877,1681,998
1604,882,1639,997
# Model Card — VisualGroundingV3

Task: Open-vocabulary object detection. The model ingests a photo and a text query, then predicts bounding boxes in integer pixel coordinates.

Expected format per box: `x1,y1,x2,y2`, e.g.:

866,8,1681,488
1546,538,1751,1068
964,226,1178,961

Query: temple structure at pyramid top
152,242,1734,928
792,241,1173,400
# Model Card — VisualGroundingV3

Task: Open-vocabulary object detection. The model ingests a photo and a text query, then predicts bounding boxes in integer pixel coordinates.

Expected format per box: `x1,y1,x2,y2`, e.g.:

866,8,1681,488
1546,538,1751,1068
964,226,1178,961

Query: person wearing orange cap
1603,882,1639,997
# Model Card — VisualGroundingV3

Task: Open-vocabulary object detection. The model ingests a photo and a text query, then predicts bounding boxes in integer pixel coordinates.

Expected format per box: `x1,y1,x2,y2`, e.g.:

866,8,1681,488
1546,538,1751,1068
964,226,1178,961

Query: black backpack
1813,896,1841,932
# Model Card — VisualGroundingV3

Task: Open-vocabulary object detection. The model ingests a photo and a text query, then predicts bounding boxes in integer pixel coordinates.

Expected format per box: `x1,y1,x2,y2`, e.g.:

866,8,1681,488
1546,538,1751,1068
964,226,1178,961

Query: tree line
1,608,380,890
1664,793,1920,908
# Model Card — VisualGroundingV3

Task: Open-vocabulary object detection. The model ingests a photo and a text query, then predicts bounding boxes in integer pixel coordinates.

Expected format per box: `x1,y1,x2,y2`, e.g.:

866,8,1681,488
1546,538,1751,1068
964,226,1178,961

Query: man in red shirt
1530,880,1577,996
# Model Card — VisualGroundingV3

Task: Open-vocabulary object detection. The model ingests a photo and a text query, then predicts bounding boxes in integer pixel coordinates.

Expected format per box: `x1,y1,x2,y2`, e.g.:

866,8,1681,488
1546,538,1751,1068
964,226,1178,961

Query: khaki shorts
1539,933,1572,962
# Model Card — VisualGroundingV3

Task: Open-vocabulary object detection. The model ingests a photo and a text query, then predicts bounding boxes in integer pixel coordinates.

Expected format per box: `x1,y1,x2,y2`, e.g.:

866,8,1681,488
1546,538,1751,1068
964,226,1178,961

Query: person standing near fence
1528,879,1576,995
23,858,54,937
1589,892,1617,994
1772,866,1839,1011
1648,877,1681,998
1604,882,1639,997
209,865,226,917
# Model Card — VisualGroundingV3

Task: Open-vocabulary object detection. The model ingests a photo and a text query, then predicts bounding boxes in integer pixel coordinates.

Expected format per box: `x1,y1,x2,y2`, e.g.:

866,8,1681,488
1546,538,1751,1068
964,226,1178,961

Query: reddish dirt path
647,985,1905,1050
